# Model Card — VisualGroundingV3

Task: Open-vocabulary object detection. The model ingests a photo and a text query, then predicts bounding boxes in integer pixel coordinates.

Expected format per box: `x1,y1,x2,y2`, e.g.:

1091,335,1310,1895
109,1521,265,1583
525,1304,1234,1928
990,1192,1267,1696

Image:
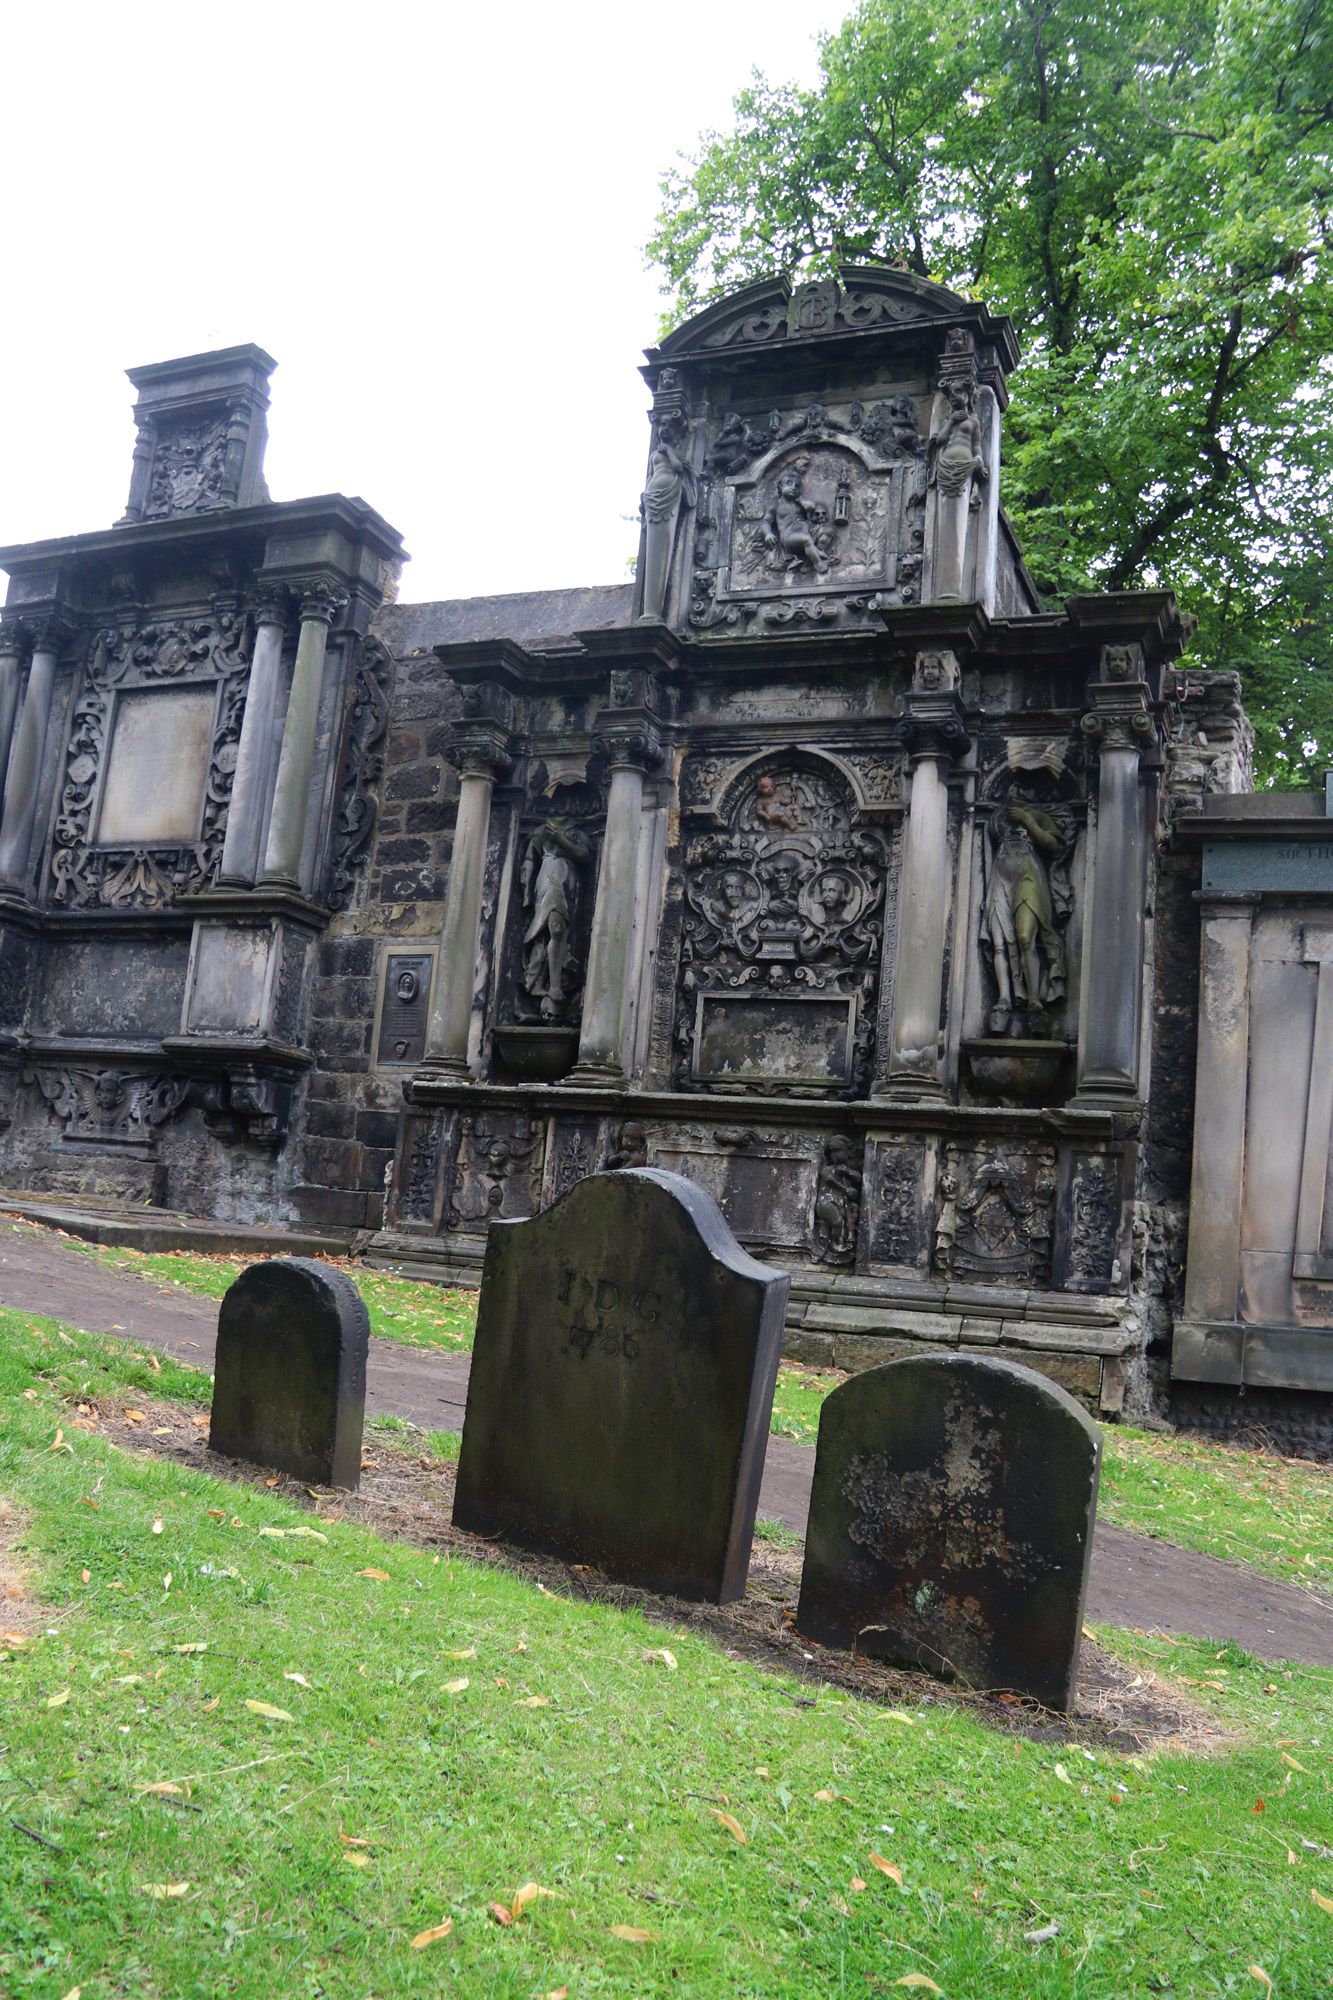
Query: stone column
1183,897,1257,1321
1077,649,1156,1099
0,623,63,895
0,624,27,811
260,582,340,891
219,593,287,887
420,729,511,1078
568,726,663,1085
887,654,970,1094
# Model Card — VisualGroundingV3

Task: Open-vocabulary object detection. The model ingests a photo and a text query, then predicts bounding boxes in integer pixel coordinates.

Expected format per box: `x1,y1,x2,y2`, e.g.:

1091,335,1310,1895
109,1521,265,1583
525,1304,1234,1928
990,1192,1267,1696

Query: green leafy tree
649,0,1333,785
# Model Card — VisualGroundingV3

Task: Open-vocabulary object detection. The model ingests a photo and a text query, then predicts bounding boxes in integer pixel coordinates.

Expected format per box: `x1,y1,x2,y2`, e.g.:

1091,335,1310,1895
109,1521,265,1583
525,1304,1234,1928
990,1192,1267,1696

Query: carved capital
0,619,28,664
29,613,75,661
296,580,344,626
252,587,289,630
447,713,513,782
897,687,970,763
590,726,665,774
1082,681,1156,756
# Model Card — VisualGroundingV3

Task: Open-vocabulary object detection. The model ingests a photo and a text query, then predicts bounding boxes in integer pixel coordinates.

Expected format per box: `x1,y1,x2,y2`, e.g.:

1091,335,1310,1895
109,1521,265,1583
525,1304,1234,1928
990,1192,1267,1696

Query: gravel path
4,1215,1331,1668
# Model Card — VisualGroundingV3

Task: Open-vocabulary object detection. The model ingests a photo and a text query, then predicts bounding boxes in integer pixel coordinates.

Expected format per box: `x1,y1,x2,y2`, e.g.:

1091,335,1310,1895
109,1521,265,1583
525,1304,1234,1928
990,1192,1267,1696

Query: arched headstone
210,1257,370,1489
796,1354,1101,1709
453,1168,790,1602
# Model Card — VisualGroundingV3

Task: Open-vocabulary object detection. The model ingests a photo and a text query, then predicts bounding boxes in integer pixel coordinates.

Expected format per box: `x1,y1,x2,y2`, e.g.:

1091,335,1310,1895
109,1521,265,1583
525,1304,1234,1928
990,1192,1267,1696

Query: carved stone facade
2,278,1328,1448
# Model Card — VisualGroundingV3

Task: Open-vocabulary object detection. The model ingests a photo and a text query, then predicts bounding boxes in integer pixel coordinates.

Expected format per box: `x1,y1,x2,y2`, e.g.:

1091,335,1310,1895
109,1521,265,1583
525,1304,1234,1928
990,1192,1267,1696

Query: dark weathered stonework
0,276,1328,1451
795,1354,1101,1708
210,1257,369,1488
453,1169,789,1601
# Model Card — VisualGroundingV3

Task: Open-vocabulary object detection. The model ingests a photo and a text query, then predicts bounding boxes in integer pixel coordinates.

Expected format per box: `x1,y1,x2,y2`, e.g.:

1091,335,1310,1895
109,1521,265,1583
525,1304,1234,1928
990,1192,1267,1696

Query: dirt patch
0,1494,40,1648
83,1391,1235,1755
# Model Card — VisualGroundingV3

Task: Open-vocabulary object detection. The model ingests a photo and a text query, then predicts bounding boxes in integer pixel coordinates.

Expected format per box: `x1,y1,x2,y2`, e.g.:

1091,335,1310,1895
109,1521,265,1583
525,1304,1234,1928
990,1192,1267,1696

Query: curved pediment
652,266,1020,374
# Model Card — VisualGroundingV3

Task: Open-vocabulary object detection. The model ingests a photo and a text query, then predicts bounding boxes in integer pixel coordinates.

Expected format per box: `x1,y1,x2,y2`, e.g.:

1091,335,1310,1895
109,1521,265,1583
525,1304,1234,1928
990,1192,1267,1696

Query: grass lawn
3,1307,1333,1998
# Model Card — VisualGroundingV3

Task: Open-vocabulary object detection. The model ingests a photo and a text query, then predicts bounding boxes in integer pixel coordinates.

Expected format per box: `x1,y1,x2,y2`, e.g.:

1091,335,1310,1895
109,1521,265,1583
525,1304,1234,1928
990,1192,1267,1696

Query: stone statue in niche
639,413,696,623
520,820,592,1022
981,804,1070,1036
812,1133,861,1265
928,382,988,600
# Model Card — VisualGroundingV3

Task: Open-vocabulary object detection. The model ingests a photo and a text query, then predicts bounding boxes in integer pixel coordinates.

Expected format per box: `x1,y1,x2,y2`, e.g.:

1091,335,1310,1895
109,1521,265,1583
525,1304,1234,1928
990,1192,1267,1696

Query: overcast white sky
0,1,852,605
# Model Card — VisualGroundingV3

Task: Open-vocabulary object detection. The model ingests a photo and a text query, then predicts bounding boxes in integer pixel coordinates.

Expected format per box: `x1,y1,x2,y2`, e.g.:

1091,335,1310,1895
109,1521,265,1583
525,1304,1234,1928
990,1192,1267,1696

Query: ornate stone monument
796,1353,1102,1709
453,1168,789,1601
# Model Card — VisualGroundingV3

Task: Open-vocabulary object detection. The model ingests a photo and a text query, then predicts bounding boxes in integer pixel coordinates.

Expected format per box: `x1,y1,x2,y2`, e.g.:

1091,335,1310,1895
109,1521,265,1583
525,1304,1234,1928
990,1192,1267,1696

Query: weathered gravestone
453,1168,790,1602
209,1258,370,1489
796,1354,1101,1709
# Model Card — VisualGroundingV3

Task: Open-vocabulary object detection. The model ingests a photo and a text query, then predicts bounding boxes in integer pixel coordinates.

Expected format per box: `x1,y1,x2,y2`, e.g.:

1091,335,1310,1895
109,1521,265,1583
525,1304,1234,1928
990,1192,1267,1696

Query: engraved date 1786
558,1267,662,1361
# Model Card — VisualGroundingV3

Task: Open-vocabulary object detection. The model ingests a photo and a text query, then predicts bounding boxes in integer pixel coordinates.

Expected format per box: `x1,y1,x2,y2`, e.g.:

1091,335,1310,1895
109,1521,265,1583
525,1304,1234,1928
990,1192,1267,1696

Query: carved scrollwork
50,610,254,910
327,634,394,912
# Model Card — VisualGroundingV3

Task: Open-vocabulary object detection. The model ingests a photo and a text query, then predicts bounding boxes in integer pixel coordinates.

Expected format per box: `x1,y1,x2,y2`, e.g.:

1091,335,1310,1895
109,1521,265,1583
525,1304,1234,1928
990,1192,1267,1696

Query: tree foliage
649,0,1333,785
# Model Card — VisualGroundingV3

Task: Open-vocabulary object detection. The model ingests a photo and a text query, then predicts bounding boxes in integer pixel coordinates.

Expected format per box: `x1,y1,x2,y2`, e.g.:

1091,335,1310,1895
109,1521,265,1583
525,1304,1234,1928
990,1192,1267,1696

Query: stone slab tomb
796,1354,1101,1709
209,1257,369,1489
453,1168,790,1601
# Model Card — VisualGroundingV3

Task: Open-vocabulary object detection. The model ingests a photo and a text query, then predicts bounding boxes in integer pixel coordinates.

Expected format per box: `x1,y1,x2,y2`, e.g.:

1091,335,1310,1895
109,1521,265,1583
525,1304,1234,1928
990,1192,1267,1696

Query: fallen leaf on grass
258,1527,286,1541
609,1924,659,1943
445,1647,476,1660
1024,1922,1060,1944
175,1642,207,1655
338,1827,379,1847
516,1695,549,1708
200,1697,220,1712
814,1788,836,1802
882,1709,917,1727
869,1854,903,1885
1,1631,28,1648
59,1987,80,1999
245,1700,294,1722
709,1808,747,1845
850,1876,867,1892
1053,1764,1073,1786
544,1989,569,1999
80,1569,90,1584
357,1568,390,1582
444,1677,470,1694
410,1918,454,1948
46,1688,71,1708
511,1882,557,1918
48,1429,73,1454
1248,1967,1273,1996
344,1852,372,1868
488,1902,514,1927
124,1410,145,1423
1313,1887,1333,1914
135,1782,191,1799
265,1477,281,1488
895,1978,943,1995
143,1881,190,1899
207,1508,225,1520
151,1517,163,1535
151,1427,171,1437
284,1672,310,1688
1282,1753,1310,1773
643,1648,677,1670
191,1414,210,1429
288,1526,326,1542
